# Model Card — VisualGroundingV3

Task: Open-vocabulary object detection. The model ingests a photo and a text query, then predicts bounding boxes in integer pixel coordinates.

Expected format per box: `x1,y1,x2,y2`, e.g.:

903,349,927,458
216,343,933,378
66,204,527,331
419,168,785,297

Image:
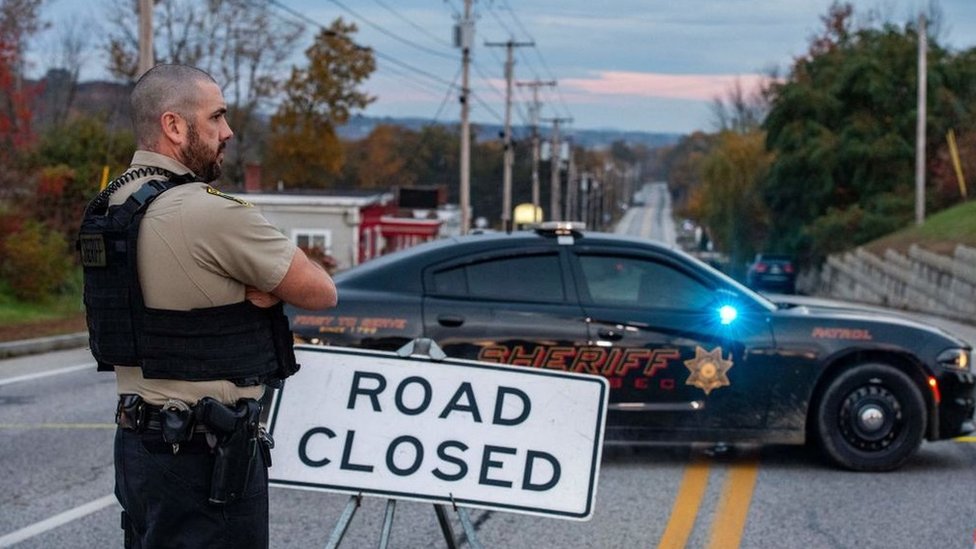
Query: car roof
335,229,677,288
333,228,780,307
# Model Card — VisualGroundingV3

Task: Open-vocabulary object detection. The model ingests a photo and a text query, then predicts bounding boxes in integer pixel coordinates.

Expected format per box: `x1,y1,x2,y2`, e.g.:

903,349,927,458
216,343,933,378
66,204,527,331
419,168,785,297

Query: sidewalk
0,332,88,359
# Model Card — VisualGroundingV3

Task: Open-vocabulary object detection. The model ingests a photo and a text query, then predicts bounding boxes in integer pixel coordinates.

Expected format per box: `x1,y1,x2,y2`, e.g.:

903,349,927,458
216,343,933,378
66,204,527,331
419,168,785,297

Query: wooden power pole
544,117,572,221
915,13,927,225
138,0,154,77
486,39,533,232
516,80,556,221
455,0,474,234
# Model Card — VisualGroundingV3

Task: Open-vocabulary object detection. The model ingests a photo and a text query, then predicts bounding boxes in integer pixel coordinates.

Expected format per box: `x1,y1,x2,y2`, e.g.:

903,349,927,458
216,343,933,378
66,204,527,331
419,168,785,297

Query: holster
195,397,262,504
117,394,147,432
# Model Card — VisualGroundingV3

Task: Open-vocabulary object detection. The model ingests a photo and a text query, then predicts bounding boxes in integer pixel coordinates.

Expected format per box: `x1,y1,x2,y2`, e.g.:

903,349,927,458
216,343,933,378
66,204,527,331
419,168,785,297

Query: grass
864,200,976,256
0,268,84,326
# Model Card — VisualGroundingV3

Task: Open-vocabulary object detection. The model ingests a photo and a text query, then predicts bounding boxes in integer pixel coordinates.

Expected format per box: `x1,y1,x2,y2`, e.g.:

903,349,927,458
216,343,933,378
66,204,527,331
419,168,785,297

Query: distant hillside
339,114,683,149
33,73,683,150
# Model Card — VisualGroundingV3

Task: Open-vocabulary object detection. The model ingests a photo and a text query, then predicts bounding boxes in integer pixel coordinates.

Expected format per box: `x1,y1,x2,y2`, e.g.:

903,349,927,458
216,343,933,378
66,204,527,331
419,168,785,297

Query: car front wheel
815,363,926,472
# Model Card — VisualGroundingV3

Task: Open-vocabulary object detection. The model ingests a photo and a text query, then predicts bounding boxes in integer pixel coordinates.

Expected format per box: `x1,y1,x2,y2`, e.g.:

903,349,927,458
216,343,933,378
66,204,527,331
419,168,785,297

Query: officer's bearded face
182,121,225,183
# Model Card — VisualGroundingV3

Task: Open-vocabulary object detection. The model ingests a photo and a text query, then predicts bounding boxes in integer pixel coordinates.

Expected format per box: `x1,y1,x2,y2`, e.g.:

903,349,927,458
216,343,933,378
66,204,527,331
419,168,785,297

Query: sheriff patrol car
287,223,976,472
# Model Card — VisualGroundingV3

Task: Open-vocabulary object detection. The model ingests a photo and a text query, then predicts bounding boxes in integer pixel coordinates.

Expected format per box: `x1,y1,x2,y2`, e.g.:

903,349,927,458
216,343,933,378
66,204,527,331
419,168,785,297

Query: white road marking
0,494,117,547
0,363,93,387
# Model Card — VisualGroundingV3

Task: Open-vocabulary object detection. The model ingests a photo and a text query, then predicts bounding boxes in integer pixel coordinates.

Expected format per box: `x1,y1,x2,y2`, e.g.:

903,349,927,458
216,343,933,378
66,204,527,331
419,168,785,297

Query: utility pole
486,39,533,232
138,0,154,77
544,117,572,221
565,137,577,221
915,12,927,225
516,80,555,222
455,0,474,235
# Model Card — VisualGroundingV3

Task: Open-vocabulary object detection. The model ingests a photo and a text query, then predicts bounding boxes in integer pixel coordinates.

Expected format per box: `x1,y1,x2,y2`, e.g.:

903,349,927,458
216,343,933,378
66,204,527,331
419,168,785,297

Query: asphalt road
0,348,974,548
2,188,974,548
616,181,676,246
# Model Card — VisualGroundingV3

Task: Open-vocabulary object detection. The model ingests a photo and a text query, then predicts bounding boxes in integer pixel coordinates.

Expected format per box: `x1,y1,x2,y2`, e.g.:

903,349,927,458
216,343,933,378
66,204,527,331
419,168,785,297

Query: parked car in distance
287,223,975,472
747,253,796,294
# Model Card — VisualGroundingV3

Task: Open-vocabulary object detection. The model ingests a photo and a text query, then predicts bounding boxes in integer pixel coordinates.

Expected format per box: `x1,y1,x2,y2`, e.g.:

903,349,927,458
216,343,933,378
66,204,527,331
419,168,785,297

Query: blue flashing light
718,305,738,325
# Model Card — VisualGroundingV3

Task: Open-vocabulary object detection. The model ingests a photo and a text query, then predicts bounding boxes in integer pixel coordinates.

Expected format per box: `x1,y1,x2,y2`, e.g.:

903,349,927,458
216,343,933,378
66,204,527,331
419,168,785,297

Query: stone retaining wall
807,244,976,323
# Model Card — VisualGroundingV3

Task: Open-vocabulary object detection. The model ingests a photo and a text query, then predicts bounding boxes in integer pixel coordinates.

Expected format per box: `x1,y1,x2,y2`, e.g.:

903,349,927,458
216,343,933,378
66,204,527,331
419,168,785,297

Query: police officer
80,64,336,548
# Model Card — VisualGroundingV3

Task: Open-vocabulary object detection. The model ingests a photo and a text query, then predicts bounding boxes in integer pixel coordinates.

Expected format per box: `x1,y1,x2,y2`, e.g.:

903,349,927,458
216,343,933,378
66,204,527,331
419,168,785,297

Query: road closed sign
267,345,609,520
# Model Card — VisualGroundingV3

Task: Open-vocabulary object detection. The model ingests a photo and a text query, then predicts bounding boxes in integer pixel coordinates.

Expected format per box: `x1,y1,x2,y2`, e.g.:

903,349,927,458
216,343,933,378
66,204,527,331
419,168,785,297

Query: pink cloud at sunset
561,71,773,102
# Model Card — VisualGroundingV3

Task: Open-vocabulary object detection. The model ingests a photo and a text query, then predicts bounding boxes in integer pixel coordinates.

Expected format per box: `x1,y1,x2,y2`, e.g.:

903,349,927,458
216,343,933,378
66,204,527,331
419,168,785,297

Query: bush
0,220,71,302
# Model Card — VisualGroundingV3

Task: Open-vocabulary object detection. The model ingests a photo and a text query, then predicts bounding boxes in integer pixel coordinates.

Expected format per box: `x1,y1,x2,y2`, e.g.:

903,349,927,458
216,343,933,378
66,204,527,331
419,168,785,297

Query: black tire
814,363,926,472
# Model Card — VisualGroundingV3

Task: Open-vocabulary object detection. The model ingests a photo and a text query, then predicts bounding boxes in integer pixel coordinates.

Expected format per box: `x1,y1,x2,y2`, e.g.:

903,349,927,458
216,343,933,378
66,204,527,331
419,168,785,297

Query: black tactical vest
78,170,299,387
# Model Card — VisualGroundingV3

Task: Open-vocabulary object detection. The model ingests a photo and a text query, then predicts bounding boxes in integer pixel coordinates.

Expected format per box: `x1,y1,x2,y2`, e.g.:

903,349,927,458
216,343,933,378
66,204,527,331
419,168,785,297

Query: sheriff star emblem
684,346,733,395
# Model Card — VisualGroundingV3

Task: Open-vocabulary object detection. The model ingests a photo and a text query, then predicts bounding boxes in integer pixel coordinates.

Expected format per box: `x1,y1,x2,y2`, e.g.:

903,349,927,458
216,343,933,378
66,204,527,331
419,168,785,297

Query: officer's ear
160,111,188,147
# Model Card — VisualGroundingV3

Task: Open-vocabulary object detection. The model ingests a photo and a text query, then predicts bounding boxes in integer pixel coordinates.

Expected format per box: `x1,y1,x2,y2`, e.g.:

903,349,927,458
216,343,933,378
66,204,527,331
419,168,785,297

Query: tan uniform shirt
107,151,296,405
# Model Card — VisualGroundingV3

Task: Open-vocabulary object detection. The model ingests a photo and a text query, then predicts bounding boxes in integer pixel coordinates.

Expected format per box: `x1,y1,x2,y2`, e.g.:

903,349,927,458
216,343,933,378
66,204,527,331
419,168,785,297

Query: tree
1,220,71,302
762,2,976,265
660,131,718,220
342,124,411,189
27,115,134,236
700,130,773,277
265,19,375,188
0,0,45,177
35,16,93,129
710,72,777,135
103,0,305,184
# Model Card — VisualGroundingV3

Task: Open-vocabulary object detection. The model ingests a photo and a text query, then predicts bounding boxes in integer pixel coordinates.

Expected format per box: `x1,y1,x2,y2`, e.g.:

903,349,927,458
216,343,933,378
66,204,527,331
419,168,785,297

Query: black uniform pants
114,428,269,549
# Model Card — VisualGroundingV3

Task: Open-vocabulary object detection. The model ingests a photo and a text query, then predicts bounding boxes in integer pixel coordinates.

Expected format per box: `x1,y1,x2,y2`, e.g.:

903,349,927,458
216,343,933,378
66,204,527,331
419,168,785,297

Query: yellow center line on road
0,423,115,430
706,457,760,549
955,436,976,443
657,457,711,549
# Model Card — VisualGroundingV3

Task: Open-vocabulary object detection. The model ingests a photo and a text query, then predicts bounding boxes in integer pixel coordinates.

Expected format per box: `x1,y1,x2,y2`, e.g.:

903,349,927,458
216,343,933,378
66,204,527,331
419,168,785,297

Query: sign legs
323,495,483,549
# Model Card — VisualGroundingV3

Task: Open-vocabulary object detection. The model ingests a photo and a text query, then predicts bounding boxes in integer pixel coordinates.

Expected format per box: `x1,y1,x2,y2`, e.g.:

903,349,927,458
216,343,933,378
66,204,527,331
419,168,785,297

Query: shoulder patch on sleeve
206,186,253,207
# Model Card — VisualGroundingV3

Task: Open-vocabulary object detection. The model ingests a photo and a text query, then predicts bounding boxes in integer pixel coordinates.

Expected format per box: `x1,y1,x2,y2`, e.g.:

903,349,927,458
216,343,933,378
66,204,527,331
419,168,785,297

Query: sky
29,0,976,135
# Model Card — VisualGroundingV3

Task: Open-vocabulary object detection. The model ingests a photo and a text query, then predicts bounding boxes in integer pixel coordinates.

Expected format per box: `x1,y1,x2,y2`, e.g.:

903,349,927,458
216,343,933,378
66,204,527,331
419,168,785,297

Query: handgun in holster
195,397,262,504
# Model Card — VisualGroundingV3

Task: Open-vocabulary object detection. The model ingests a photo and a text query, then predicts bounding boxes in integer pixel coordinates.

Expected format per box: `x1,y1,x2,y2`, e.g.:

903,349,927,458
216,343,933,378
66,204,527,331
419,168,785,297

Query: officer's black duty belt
115,395,210,433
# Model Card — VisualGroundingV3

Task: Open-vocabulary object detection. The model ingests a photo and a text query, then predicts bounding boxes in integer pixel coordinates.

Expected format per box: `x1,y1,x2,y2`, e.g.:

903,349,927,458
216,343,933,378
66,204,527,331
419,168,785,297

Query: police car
288,223,976,471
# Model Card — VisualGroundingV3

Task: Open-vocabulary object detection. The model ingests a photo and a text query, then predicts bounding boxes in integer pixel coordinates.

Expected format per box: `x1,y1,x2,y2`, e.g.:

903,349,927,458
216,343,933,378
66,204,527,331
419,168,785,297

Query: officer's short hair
130,64,218,147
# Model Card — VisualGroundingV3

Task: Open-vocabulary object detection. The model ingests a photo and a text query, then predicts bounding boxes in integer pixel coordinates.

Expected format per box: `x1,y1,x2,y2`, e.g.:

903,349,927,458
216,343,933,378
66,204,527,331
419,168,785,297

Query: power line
324,0,456,60
499,0,533,41
370,0,453,48
469,90,505,124
471,62,506,104
267,0,456,91
430,67,462,122
499,0,573,119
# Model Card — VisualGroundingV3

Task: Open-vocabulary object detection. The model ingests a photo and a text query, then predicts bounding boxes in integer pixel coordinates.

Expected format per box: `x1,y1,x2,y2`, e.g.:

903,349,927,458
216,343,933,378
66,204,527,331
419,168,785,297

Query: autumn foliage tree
265,19,376,188
700,130,773,277
341,124,410,189
0,0,45,180
1,220,71,302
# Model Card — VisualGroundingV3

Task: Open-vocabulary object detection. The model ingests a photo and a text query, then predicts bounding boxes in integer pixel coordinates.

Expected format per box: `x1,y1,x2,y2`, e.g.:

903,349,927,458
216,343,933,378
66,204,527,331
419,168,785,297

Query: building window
293,229,333,256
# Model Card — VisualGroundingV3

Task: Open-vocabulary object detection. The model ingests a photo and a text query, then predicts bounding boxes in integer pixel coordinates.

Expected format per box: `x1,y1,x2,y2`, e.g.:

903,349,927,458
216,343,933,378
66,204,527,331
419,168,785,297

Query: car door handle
437,314,465,327
597,328,623,341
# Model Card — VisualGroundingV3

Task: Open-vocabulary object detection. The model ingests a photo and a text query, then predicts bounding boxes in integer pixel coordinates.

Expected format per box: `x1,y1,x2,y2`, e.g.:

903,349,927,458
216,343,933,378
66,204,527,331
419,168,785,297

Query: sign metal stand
324,493,483,549
322,340,483,549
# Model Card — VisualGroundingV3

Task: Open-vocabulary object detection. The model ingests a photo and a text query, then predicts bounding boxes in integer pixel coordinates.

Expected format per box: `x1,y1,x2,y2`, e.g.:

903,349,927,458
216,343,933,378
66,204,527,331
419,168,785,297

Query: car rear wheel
815,363,925,472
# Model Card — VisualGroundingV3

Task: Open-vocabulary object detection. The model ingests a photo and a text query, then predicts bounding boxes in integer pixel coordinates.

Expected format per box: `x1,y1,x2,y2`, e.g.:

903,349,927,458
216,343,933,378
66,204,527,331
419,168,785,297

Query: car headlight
937,348,972,372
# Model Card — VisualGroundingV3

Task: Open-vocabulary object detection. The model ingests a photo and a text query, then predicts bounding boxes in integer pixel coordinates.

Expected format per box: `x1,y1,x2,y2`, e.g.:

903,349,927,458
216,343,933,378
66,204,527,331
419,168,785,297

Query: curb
0,332,89,359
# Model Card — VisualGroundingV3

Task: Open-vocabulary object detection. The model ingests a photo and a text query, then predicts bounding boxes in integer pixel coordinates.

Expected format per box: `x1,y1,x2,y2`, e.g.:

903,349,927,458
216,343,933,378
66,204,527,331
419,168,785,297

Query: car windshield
686,252,778,312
